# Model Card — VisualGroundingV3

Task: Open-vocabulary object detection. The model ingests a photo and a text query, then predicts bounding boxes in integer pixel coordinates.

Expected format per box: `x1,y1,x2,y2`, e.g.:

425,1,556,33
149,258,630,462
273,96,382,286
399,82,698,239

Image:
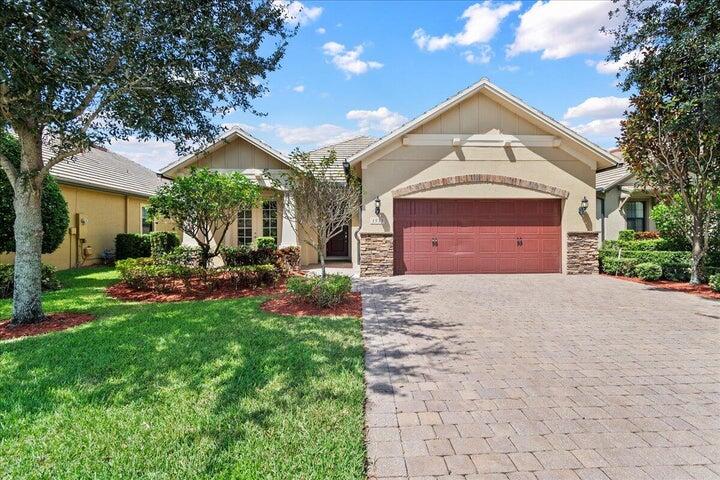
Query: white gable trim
159,128,292,176
348,78,618,170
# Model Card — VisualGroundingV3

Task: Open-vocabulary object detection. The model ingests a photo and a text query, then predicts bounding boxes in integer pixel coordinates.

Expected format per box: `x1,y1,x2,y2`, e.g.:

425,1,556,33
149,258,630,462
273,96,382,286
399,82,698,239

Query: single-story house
1,146,174,270
160,78,618,276
595,149,657,243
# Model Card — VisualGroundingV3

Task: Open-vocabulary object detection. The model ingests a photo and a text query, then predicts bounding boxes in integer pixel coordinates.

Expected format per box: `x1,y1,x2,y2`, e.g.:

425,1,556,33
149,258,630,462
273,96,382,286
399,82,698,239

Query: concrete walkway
360,274,720,480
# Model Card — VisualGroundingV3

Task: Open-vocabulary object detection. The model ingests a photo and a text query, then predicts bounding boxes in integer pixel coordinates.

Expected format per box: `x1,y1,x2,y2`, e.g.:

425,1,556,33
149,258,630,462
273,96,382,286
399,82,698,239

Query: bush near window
149,232,180,257
710,274,720,292
256,236,276,250
277,246,301,273
286,274,352,307
618,230,636,242
220,244,300,274
0,263,61,298
160,246,202,267
635,262,662,281
635,231,660,240
115,233,151,260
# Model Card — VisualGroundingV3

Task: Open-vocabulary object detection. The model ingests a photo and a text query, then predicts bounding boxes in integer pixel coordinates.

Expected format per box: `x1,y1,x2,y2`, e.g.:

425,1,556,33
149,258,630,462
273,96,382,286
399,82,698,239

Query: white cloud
498,64,520,72
315,27,326,34
463,45,493,64
292,84,305,93
589,50,642,74
570,117,622,138
563,96,629,120
108,137,177,172
346,107,408,132
257,122,361,146
273,0,322,26
413,1,521,52
322,42,383,77
507,0,616,60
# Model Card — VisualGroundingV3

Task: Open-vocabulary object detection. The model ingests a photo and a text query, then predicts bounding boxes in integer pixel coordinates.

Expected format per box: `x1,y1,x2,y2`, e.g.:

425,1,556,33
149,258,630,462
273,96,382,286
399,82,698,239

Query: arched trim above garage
392,174,571,199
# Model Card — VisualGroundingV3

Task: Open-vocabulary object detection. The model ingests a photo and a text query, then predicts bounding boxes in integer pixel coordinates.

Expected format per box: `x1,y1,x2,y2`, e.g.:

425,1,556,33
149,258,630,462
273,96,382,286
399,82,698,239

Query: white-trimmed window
262,200,278,241
237,208,253,246
141,205,154,234
626,201,646,231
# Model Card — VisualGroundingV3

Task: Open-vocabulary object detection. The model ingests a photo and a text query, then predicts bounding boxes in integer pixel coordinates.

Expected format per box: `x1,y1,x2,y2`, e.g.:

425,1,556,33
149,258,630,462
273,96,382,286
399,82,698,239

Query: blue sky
113,1,632,171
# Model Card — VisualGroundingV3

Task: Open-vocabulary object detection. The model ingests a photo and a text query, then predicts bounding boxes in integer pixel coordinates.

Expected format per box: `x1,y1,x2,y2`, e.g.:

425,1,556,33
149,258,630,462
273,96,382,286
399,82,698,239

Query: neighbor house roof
44,146,166,198
595,149,635,192
347,78,619,170
307,136,377,181
159,127,292,176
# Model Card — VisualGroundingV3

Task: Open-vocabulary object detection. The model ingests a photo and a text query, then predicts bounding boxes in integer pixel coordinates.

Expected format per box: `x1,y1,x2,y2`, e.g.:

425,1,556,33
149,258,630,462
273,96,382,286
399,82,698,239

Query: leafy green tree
268,150,362,278
0,0,293,323
148,168,261,268
651,194,720,254
0,132,69,255
606,0,720,283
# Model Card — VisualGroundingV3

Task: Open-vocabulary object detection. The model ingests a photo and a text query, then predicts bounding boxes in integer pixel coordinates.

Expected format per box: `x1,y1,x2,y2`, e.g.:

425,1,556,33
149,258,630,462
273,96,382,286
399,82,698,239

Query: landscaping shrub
0,263,61,298
635,262,662,281
618,230,636,242
115,233,151,260
662,264,691,282
256,236,277,250
601,257,639,276
616,239,675,251
710,274,720,292
287,274,352,307
220,245,254,267
635,231,660,240
149,231,180,257
160,246,202,267
224,264,278,289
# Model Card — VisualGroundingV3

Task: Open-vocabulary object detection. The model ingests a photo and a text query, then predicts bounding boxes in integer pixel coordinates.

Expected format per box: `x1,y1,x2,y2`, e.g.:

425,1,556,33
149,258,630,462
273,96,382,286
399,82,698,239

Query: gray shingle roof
596,163,632,191
44,146,166,198
307,136,378,181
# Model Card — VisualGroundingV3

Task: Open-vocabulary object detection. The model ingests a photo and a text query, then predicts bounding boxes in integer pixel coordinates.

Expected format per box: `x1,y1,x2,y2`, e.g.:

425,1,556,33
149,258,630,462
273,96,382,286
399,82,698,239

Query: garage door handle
432,237,438,247
516,237,523,247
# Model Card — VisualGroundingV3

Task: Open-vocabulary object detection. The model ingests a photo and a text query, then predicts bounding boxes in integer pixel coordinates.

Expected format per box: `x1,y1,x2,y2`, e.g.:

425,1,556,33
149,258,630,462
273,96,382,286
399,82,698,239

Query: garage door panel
394,199,561,274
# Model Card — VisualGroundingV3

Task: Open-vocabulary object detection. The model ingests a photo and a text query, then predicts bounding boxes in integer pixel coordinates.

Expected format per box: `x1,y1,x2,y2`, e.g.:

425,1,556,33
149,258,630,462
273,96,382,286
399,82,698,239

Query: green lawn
0,268,365,479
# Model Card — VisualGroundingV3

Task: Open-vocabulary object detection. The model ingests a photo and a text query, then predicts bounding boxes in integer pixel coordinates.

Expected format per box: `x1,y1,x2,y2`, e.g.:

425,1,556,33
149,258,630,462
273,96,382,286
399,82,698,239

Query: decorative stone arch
392,174,570,199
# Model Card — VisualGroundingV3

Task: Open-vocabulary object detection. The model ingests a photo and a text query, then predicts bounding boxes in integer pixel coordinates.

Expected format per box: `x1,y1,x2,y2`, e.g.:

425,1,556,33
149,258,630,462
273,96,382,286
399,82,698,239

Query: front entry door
326,225,350,258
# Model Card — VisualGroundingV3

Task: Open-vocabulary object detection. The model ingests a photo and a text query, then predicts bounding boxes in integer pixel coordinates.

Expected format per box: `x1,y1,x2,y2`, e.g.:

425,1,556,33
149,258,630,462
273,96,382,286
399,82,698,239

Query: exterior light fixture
374,196,381,215
342,159,350,177
578,196,589,216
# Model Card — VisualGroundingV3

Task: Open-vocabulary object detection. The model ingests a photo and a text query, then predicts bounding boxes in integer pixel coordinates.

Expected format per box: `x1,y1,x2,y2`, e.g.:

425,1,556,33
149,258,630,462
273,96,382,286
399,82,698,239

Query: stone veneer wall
567,231,599,274
360,233,394,277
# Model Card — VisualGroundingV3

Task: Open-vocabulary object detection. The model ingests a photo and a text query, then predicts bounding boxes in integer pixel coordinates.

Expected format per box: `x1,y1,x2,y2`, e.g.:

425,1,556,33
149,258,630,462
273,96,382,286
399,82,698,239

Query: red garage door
394,198,561,274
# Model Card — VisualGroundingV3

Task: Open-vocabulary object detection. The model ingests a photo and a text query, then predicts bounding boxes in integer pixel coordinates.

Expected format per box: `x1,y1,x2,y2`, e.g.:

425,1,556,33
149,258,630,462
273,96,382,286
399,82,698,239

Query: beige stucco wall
187,137,288,171
358,91,599,274
597,184,657,243
0,184,177,270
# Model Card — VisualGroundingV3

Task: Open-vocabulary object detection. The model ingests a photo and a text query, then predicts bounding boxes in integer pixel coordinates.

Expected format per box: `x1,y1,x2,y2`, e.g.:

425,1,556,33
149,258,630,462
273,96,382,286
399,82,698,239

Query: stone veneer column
360,232,394,277
566,231,599,274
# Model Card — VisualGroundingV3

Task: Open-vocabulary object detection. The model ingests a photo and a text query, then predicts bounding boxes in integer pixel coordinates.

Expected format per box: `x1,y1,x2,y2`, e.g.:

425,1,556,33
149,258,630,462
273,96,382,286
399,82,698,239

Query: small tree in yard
0,0,293,323
269,150,362,278
606,0,720,283
148,168,261,268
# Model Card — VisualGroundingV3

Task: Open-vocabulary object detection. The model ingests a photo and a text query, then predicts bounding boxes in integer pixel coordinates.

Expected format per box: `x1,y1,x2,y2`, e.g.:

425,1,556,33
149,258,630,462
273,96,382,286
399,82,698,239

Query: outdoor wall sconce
374,196,381,215
342,159,350,177
578,196,589,216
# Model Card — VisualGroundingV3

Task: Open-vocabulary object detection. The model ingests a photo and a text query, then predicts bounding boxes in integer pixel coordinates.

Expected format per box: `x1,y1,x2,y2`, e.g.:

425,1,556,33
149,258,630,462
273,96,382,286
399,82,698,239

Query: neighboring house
595,148,657,243
0,146,173,270
161,78,619,276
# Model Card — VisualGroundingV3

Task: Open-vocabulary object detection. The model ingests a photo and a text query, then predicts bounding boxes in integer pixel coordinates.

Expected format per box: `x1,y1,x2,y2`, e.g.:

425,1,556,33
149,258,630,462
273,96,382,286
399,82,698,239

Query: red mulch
262,292,362,318
0,313,96,341
604,274,720,301
107,279,286,303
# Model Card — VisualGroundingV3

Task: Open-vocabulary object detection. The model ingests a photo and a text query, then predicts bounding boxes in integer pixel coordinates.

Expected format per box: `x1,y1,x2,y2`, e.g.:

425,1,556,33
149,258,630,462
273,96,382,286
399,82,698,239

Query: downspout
600,192,606,243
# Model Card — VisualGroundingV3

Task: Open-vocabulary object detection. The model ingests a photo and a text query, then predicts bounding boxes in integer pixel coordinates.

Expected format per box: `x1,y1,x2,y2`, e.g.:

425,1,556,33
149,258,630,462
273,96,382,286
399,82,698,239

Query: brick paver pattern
360,274,720,480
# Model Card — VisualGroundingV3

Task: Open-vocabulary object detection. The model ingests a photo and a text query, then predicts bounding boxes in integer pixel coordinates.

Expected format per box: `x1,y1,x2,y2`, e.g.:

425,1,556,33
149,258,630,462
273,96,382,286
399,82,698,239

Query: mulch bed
604,274,720,301
261,292,362,318
0,313,96,341
107,279,286,303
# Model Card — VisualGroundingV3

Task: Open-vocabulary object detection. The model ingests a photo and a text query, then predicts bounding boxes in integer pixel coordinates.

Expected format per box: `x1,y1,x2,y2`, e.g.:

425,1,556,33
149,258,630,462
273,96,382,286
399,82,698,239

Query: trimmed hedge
286,274,352,307
0,263,61,298
710,274,720,292
149,232,180,257
115,233,151,260
618,230,636,242
256,236,277,250
220,245,276,269
635,262,662,281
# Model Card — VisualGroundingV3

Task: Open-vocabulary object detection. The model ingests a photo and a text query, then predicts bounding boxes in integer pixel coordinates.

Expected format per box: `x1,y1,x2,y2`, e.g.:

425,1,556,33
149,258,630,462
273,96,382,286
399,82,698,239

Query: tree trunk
319,251,326,278
12,177,45,324
690,217,705,285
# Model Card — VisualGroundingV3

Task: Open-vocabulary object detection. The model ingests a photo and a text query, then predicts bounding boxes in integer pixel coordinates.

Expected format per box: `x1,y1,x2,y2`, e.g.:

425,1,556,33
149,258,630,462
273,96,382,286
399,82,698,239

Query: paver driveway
360,274,720,480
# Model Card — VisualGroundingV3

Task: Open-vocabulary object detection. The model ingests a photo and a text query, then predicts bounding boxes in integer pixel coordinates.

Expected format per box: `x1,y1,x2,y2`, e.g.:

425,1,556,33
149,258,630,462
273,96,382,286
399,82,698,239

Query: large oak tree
0,0,294,323
606,0,720,283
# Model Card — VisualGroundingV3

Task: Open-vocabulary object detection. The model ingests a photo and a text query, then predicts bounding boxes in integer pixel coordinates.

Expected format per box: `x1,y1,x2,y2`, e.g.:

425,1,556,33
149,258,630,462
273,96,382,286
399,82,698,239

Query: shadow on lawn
0,282,364,476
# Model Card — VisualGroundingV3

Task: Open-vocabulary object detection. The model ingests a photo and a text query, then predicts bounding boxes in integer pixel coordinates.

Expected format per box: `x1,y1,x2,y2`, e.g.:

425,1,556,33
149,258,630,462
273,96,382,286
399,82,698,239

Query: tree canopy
606,0,720,283
148,168,261,268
